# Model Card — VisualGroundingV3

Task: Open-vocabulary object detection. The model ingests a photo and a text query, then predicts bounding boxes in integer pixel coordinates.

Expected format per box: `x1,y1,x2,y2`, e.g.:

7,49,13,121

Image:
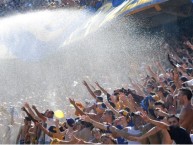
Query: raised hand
109,126,117,132
82,81,88,86
32,105,36,110
184,40,192,48
95,81,100,87
24,102,30,108
140,111,150,123
69,98,76,106
146,65,151,71
21,107,26,111
173,69,179,81
168,54,176,68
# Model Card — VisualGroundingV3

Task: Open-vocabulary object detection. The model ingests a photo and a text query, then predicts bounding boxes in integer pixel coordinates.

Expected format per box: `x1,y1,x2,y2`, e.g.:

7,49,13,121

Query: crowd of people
15,34,193,144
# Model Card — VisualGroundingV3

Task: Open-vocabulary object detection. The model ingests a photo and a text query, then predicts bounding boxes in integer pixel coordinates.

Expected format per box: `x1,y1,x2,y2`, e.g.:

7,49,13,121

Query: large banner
118,0,168,16
98,0,168,26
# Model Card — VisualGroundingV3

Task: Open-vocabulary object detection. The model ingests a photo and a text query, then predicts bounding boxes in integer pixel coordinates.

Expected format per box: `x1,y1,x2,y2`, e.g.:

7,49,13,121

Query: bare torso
180,104,193,133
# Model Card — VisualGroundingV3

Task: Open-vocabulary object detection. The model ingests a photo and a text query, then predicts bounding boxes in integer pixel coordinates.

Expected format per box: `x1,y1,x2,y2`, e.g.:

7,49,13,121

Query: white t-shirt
45,118,55,142
190,134,193,143
126,126,141,144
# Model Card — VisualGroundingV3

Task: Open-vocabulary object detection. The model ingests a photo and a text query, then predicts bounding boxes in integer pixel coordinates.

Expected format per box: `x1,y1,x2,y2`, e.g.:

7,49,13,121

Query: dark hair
82,121,94,129
94,90,102,96
105,109,115,120
109,101,116,108
25,117,31,121
171,83,176,91
179,87,193,100
50,111,54,115
180,76,188,82
113,92,119,96
101,103,107,109
101,134,117,144
44,109,49,115
154,101,166,108
124,107,130,113
96,96,103,102
167,114,179,122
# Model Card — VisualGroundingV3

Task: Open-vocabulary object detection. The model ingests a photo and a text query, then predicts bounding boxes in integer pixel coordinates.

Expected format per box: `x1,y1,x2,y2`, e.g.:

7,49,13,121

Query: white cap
185,79,193,87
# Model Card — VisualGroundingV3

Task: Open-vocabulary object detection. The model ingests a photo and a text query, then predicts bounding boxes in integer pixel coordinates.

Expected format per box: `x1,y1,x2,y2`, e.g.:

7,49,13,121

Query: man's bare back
179,104,193,133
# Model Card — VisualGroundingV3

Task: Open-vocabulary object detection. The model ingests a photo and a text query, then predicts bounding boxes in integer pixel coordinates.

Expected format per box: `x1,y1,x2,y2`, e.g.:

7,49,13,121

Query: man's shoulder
182,106,193,115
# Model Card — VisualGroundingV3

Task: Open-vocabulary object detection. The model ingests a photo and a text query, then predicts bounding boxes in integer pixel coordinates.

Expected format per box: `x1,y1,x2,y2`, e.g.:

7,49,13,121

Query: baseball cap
96,96,103,102
66,118,75,127
131,111,141,116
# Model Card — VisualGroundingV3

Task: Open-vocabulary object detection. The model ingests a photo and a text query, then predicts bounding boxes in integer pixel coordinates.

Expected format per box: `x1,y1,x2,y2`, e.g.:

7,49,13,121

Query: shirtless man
74,121,93,142
69,98,106,122
140,113,192,144
130,101,173,144
177,87,193,133
16,117,31,144
32,105,55,144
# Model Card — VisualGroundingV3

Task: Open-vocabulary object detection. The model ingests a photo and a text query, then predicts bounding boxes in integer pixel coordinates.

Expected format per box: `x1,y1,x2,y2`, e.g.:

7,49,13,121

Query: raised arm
140,112,169,130
119,94,139,112
95,82,108,95
21,107,39,123
184,40,193,51
32,105,47,122
89,84,96,90
110,126,141,141
135,126,161,142
35,122,53,138
83,81,96,99
105,101,119,117
55,119,60,134
16,126,22,144
69,98,86,116
156,61,167,78
173,68,181,89
81,115,108,131
24,102,39,120
129,78,145,97
54,134,92,144
10,107,14,125
146,65,159,82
